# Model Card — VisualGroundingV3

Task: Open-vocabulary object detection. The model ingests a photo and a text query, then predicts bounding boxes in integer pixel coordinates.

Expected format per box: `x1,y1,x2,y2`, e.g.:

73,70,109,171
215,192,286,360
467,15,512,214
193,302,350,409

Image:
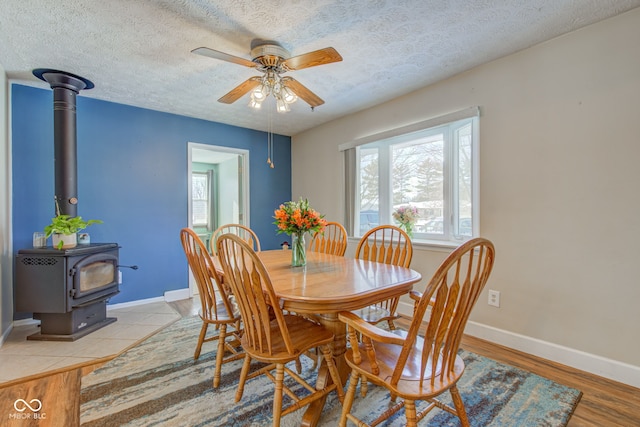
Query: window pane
192,173,209,226
359,147,379,234
192,200,208,225
392,135,444,235
456,123,473,237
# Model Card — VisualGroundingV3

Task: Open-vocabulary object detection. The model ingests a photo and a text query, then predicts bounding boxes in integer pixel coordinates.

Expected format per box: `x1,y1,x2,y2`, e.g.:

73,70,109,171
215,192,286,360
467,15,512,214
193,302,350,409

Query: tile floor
0,301,181,384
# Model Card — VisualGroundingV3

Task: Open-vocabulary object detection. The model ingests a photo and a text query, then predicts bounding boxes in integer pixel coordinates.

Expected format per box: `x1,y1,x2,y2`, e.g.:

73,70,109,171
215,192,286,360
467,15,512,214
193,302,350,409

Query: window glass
456,122,473,238
354,116,478,242
358,147,379,234
192,172,209,226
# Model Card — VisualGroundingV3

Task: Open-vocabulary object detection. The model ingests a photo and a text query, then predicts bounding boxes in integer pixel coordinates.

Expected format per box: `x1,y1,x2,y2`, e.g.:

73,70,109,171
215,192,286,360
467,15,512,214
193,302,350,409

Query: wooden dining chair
338,237,495,427
309,221,348,256
210,223,261,255
216,234,344,427
179,228,244,388
353,225,413,330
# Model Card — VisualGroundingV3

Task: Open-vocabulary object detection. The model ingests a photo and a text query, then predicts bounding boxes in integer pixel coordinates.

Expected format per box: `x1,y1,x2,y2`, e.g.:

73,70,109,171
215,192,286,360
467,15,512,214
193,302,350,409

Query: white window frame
342,107,480,245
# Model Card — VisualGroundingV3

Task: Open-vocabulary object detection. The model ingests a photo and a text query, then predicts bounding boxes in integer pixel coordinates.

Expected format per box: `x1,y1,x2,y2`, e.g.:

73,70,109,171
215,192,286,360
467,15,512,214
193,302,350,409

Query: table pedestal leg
300,313,348,427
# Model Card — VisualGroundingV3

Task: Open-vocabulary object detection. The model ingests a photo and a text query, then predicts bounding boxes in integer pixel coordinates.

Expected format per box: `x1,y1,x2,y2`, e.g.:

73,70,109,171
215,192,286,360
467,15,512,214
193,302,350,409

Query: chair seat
351,305,399,324
241,315,334,363
344,335,465,399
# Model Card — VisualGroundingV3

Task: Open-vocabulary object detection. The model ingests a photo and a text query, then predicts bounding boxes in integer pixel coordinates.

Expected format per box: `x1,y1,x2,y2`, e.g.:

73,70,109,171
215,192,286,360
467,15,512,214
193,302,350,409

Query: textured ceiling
1,0,639,136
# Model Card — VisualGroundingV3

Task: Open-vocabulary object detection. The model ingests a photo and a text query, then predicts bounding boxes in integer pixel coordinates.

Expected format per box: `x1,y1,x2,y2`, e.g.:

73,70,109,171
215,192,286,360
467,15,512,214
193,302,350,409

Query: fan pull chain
267,102,275,168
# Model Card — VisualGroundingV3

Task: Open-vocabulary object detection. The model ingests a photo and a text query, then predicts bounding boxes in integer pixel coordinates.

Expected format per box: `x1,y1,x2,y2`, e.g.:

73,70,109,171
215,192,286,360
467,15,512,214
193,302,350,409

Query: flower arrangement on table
274,199,327,266
392,205,419,237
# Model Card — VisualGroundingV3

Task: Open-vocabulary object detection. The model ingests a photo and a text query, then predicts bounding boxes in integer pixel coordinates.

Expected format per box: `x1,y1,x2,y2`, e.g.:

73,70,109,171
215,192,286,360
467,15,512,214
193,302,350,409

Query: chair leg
360,374,368,397
235,354,251,402
194,322,208,360
213,324,227,388
321,345,344,402
273,364,285,427
450,385,471,427
405,399,417,427
387,319,396,330
311,347,319,369
339,369,360,427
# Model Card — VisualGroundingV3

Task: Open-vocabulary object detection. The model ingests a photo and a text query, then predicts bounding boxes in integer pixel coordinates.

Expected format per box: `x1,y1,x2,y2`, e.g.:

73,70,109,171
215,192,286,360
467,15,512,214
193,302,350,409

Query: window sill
347,236,467,253
411,239,465,252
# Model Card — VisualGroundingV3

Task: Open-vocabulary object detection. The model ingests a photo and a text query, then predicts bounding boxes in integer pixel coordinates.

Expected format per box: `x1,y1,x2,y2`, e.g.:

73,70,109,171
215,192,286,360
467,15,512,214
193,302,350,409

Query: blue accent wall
12,84,291,306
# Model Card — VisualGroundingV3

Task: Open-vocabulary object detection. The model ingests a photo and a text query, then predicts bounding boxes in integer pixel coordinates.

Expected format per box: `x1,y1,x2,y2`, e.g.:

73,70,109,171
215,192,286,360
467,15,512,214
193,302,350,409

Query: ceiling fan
192,39,342,112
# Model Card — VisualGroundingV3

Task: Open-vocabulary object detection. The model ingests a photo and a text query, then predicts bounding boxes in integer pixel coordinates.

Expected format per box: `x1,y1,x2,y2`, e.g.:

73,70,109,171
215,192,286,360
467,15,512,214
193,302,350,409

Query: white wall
0,64,12,343
292,8,640,386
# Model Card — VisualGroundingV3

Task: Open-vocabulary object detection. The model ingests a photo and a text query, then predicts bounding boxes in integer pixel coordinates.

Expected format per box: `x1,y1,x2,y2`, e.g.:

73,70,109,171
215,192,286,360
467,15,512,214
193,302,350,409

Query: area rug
80,316,582,426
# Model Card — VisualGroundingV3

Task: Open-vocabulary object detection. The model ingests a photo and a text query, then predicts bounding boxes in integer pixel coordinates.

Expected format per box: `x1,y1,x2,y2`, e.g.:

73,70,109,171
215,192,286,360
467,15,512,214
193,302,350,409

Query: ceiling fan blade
191,47,256,68
283,47,342,71
218,77,262,104
282,77,324,107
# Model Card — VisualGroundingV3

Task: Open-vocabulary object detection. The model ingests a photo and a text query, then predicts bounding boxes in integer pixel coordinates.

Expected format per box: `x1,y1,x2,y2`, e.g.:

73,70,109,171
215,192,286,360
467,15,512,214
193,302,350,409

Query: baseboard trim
107,296,165,310
12,318,39,327
397,301,640,389
164,288,191,302
105,289,191,310
0,323,13,347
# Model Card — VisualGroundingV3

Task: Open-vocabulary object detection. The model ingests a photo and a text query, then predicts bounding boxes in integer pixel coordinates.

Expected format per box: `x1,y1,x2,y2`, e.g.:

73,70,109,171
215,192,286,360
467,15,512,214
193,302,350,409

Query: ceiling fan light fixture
248,97,262,109
276,97,290,113
281,85,298,104
252,83,269,101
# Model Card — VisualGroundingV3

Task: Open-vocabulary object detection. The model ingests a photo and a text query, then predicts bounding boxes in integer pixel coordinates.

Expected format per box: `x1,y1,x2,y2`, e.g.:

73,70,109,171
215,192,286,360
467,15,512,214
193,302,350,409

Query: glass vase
291,232,306,267
404,223,413,238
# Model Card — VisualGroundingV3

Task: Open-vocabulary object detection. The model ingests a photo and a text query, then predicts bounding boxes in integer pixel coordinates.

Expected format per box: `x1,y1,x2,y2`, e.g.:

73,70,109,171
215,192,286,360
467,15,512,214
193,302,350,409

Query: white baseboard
0,323,13,347
107,296,165,310
397,300,640,389
164,288,191,302
106,288,191,310
12,318,39,327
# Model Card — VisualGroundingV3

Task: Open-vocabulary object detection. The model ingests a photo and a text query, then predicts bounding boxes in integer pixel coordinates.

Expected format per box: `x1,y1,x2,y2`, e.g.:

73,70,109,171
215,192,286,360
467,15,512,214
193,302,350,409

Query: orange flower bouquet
274,199,326,266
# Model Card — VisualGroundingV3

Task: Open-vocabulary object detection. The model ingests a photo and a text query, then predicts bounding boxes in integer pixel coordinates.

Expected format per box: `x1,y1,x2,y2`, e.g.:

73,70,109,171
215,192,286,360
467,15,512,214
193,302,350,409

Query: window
192,172,210,227
348,109,479,243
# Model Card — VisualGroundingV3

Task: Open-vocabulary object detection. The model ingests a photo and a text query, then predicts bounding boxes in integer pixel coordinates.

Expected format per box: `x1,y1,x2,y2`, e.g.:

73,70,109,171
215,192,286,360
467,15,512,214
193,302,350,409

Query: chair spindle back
355,225,412,268
309,221,348,256
395,237,495,388
216,234,295,356
180,228,235,321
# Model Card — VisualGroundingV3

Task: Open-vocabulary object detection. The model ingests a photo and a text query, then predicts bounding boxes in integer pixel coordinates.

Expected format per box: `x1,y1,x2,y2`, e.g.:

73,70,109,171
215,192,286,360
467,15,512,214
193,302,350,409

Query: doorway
187,143,249,295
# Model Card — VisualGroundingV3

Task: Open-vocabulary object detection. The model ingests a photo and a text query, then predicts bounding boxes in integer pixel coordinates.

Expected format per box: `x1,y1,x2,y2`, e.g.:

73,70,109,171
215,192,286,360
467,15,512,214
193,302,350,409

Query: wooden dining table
255,249,422,427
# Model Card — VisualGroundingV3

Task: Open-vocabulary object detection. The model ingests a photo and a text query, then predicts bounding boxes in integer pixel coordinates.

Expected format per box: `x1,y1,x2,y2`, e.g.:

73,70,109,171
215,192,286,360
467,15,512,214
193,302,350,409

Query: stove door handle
118,265,139,270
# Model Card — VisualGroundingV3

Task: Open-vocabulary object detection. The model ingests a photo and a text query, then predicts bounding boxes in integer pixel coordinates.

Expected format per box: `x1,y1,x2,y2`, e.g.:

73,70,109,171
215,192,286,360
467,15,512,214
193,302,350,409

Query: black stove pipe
33,69,94,217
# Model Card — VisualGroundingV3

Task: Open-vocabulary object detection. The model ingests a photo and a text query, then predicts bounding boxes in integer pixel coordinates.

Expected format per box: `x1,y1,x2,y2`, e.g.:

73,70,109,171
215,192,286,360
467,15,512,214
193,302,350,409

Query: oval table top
257,249,422,314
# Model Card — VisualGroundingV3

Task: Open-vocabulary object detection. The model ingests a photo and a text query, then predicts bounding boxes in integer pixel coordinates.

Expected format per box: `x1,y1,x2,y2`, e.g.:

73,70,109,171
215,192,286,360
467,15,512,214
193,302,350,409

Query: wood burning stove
13,69,124,341
16,243,120,341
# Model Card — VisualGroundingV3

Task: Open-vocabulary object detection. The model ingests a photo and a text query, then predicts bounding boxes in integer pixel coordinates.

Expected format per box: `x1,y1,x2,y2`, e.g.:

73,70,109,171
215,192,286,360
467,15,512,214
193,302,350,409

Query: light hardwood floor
1,297,638,427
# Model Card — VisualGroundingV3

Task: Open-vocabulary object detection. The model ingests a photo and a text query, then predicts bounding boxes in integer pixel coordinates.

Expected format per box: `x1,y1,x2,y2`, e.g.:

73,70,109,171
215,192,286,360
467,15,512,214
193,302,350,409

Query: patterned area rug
80,316,582,426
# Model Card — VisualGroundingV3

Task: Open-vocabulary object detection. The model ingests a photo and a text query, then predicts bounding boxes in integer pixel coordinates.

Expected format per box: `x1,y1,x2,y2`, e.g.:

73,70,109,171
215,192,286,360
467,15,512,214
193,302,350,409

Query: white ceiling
2,0,639,136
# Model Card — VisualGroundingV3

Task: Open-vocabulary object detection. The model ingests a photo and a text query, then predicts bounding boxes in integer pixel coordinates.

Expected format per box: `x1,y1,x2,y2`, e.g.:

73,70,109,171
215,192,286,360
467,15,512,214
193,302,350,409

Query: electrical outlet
488,290,500,307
